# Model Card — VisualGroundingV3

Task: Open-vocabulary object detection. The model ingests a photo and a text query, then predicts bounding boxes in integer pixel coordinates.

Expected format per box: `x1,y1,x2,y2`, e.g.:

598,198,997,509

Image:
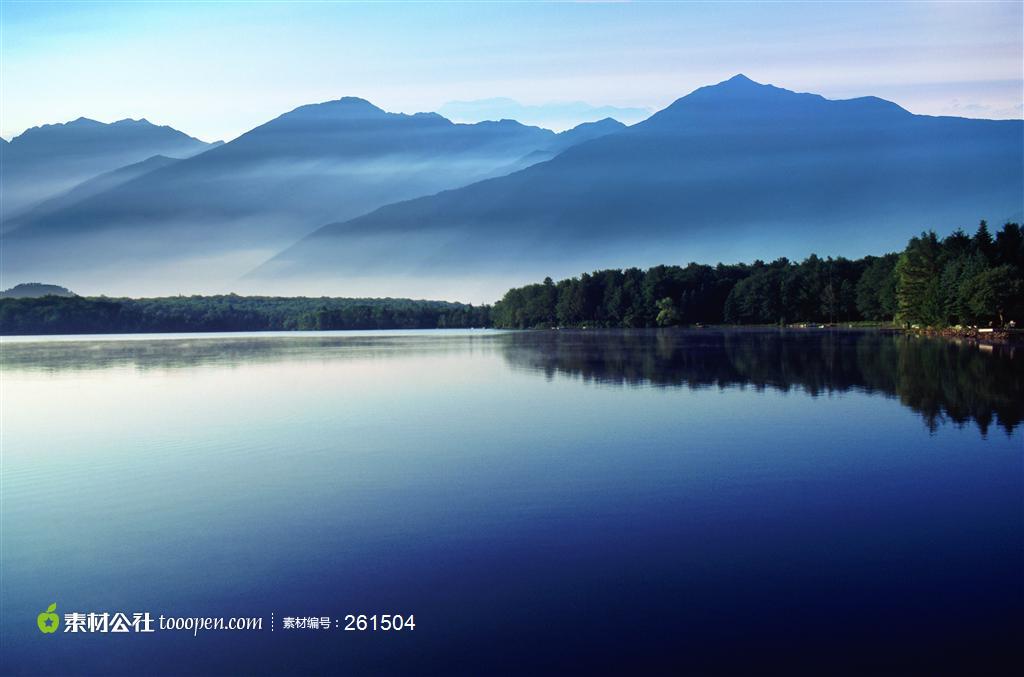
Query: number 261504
343,614,415,631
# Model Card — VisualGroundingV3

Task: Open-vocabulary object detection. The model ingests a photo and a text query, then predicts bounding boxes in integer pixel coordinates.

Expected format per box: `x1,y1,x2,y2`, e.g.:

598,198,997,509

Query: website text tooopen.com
160,616,263,635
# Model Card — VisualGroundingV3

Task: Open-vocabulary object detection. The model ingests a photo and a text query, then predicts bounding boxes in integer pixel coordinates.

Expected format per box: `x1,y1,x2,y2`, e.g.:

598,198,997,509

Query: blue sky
2,0,1021,141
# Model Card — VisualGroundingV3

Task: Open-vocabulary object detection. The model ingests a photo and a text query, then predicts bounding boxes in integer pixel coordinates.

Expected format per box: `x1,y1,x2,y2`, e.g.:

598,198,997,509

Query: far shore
2,322,1021,346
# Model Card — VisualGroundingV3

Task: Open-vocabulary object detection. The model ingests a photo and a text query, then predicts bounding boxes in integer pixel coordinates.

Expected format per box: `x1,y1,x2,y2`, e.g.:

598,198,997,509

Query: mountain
484,117,627,177
2,155,180,234
1,99,622,295
551,117,628,149
0,283,75,298
255,75,1023,300
438,98,650,129
2,117,217,216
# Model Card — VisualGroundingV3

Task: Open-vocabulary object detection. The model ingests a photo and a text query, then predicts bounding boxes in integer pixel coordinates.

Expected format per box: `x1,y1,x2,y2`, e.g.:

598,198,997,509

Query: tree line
0,294,491,335
492,221,1023,329
2,221,1020,335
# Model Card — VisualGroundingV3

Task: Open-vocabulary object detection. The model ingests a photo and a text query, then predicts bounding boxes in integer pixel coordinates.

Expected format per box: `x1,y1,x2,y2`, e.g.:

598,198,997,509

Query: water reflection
2,328,1021,434
2,328,1021,675
499,329,1023,435
0,332,497,372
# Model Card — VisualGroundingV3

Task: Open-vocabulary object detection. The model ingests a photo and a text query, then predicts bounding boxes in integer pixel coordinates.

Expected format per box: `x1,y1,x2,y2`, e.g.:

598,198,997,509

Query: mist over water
2,329,1020,675
3,2,1022,673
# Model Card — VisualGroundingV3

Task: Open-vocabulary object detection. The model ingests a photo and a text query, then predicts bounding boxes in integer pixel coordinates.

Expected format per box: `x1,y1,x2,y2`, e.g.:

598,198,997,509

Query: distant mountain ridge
0,282,75,298
3,76,1021,302
2,155,181,234
254,75,1023,299
2,98,625,294
2,117,218,216
483,118,627,177
438,97,651,129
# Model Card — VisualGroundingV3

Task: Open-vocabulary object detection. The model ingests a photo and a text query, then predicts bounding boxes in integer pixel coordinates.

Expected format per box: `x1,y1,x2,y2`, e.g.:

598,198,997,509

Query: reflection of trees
499,329,1023,434
4,329,1020,435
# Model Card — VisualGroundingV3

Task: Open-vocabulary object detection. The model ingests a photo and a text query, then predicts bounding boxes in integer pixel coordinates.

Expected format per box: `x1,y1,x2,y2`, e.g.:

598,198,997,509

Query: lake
1,329,1021,675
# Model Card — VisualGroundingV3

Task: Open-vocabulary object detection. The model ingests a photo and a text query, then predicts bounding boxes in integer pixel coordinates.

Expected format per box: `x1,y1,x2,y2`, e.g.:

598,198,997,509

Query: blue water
1,329,1021,675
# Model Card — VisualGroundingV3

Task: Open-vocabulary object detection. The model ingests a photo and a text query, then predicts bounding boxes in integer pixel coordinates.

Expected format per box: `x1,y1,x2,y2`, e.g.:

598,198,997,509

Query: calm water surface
2,329,1021,675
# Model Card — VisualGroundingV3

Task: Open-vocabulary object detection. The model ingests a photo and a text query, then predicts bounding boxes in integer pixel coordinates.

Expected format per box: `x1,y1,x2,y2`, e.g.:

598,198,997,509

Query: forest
491,222,1023,329
0,295,490,335
1,221,1021,335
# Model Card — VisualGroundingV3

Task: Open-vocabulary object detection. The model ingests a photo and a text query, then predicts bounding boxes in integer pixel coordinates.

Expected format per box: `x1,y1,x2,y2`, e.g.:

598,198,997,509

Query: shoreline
909,325,1024,344
3,324,1019,345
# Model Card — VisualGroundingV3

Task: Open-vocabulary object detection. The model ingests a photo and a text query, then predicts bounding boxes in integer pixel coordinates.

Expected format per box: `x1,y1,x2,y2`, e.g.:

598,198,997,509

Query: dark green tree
973,220,997,263
895,232,944,326
855,254,897,320
961,265,1022,326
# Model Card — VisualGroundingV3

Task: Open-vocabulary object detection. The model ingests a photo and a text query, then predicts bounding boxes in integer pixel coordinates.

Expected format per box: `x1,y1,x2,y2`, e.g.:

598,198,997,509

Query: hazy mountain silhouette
256,75,1023,298
2,117,217,216
0,282,75,298
439,98,650,129
2,155,180,234
484,117,627,177
2,98,622,294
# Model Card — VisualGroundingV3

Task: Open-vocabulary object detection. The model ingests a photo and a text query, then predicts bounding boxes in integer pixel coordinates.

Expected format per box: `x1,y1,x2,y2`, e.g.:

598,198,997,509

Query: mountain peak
707,73,779,94
20,117,104,135
670,74,796,107
724,73,758,85
319,96,385,113
560,117,626,137
12,116,184,145
112,117,154,126
334,96,378,108
622,75,918,134
581,117,626,129
278,97,388,123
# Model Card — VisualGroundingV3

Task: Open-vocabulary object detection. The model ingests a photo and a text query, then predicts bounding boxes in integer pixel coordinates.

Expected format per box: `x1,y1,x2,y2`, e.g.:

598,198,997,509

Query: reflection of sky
2,1,1021,141
3,331,1021,673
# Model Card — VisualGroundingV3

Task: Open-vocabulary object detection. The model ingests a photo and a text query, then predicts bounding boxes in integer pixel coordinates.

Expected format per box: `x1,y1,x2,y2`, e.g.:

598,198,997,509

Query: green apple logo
37,603,59,634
